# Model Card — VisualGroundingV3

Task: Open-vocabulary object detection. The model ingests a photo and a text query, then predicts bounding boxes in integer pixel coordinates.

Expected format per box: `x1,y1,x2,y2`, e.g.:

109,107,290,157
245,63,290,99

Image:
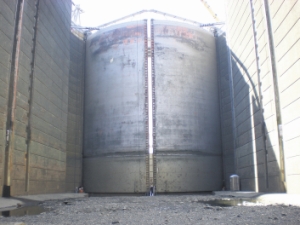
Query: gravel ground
1,194,300,225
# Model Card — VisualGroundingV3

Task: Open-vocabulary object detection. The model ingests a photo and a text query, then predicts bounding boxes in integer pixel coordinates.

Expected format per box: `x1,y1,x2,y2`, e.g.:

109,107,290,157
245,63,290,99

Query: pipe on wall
261,0,286,190
3,0,25,197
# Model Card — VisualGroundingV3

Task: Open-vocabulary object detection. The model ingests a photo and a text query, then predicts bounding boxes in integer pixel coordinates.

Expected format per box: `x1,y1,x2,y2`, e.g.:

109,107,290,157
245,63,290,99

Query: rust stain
90,25,144,56
160,25,196,39
123,38,136,44
157,25,207,51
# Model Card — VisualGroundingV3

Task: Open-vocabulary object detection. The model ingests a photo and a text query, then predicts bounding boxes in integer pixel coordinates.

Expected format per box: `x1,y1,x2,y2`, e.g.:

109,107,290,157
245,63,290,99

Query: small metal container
230,174,240,191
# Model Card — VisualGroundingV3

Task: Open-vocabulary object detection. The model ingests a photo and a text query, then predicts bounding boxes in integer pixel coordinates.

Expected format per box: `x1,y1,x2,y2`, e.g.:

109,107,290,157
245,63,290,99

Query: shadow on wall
215,31,235,190
229,51,285,193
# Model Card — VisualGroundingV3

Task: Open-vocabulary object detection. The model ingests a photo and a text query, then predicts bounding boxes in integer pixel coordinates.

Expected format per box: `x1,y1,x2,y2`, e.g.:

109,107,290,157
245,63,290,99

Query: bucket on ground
230,174,239,191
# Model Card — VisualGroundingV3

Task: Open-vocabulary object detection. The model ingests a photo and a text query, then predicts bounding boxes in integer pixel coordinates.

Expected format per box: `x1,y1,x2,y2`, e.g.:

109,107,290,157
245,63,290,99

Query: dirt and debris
1,194,299,224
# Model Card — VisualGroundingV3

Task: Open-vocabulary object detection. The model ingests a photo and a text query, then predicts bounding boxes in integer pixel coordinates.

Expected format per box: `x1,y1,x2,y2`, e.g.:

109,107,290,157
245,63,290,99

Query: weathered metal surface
153,20,222,192
84,21,147,193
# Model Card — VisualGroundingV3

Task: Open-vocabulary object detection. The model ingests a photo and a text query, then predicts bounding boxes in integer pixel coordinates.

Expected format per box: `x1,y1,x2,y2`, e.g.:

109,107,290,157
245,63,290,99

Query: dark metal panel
153,20,222,192
85,21,146,155
84,21,147,193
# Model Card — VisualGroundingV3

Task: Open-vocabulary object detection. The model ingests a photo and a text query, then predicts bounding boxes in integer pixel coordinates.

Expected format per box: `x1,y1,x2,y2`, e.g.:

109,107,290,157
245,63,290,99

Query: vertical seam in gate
151,19,157,190
145,18,157,193
82,32,87,189
144,19,150,192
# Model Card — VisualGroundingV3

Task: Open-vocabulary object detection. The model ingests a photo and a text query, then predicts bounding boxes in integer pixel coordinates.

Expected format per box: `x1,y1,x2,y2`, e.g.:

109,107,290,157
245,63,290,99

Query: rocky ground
1,194,300,225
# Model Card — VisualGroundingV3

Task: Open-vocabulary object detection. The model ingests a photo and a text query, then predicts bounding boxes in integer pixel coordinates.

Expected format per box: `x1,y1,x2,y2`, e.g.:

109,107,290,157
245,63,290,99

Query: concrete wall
0,0,18,195
17,0,70,195
268,0,300,194
224,0,300,194
224,0,284,192
11,0,40,196
0,0,83,196
66,32,85,192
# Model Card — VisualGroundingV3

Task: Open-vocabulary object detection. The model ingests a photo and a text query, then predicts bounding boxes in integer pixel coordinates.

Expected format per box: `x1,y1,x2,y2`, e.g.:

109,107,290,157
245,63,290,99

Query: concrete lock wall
1,0,299,196
0,0,18,195
223,0,300,194
0,0,84,196
66,32,85,192
268,0,300,194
